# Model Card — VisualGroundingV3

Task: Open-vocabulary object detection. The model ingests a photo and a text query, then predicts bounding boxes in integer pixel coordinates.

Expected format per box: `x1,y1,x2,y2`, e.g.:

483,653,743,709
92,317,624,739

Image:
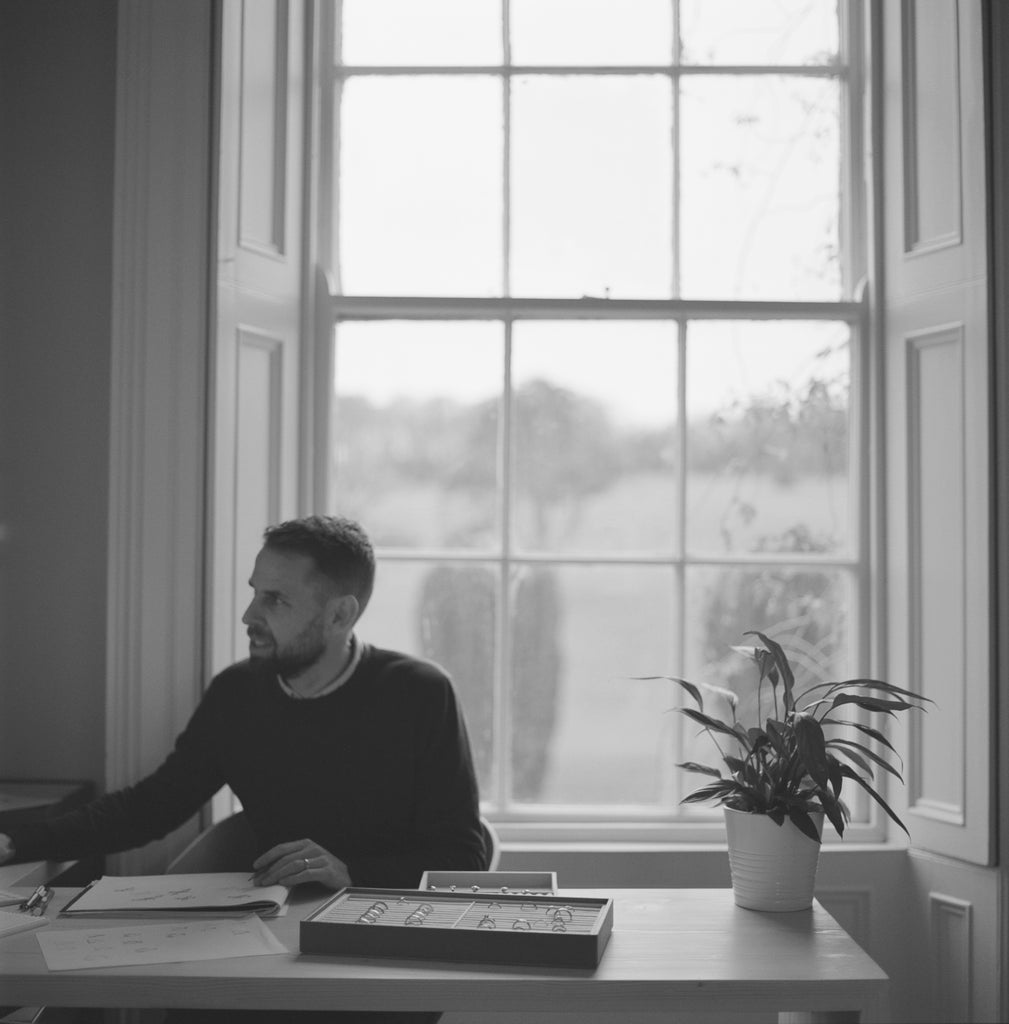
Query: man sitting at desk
0,514,486,1022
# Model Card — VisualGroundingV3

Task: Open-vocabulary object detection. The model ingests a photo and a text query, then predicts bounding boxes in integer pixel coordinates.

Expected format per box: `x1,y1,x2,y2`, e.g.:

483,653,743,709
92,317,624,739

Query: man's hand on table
0,834,14,865
251,839,352,890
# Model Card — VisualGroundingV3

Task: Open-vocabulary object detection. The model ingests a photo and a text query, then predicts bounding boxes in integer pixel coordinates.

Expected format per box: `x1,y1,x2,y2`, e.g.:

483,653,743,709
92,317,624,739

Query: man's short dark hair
263,515,376,615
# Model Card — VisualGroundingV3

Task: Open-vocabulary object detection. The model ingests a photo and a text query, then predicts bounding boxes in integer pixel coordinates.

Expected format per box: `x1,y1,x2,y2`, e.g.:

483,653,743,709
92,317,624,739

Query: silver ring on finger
303,857,310,870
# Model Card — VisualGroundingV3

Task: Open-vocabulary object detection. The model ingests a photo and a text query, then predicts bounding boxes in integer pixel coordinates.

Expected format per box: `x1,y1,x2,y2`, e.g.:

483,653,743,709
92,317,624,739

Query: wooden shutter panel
211,0,309,677
881,0,993,866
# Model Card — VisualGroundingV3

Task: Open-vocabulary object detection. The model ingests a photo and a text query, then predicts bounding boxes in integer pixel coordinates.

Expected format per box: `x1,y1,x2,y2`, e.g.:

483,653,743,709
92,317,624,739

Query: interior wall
0,0,117,787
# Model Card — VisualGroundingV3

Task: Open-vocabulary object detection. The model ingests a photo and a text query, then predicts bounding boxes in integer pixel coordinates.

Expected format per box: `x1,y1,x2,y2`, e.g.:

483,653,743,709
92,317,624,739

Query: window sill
497,839,909,888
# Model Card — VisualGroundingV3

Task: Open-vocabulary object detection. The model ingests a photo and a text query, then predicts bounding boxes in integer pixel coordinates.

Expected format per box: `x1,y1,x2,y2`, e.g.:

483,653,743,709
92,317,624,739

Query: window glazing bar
332,64,847,78
371,550,860,570
331,295,865,321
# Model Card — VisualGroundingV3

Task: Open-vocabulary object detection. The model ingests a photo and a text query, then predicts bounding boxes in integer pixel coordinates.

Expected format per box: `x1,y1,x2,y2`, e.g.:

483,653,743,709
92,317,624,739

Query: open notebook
61,873,289,918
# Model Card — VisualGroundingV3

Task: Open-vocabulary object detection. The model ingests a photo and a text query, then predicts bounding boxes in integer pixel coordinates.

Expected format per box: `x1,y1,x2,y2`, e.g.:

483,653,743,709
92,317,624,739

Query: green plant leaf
828,694,917,716
837,763,912,837
680,780,738,804
787,807,823,843
814,782,847,838
832,678,934,704
739,761,769,795
794,713,830,789
746,631,795,712
764,718,791,756
826,739,903,782
731,723,754,751
631,675,705,711
751,647,774,683
825,743,874,779
796,677,931,709
671,677,705,711
820,718,903,765
675,761,723,778
676,706,746,745
725,792,762,813
827,757,844,802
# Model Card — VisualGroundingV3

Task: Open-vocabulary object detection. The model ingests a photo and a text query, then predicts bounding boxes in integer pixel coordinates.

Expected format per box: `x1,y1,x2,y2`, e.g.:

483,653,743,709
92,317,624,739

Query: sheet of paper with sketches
37,914,288,971
60,873,289,917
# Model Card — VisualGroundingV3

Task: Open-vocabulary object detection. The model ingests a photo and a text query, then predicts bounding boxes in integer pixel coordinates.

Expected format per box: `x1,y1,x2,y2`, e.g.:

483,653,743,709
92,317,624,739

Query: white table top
0,887,888,1020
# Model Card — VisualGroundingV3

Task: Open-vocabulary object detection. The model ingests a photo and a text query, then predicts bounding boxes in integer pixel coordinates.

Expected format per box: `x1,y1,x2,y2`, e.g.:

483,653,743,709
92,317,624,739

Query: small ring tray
300,886,613,968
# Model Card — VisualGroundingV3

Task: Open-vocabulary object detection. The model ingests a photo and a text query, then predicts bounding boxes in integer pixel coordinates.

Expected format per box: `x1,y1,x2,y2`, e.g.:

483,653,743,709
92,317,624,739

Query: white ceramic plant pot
724,806,824,912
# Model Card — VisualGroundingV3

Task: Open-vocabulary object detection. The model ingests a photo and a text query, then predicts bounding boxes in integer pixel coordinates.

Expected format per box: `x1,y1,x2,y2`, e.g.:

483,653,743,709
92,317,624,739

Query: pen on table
34,886,54,915
21,884,53,916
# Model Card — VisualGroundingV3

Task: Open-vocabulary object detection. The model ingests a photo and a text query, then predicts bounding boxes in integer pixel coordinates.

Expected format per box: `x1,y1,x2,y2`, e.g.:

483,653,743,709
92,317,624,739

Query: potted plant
648,630,931,911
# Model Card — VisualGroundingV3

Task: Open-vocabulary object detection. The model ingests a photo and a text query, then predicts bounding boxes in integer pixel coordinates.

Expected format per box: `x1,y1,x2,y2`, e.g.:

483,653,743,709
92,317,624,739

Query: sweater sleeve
6,685,228,863
345,665,488,887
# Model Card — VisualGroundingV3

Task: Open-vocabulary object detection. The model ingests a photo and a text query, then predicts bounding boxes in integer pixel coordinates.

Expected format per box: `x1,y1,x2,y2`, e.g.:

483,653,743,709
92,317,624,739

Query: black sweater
9,645,487,887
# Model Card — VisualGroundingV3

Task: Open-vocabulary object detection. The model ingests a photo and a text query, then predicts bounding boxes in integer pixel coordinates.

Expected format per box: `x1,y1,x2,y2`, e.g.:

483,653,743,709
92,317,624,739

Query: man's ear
327,593,360,632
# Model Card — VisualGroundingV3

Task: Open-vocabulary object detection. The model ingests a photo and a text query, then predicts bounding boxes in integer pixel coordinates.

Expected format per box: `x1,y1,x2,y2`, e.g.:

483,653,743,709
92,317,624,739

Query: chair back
480,815,502,871
166,811,257,874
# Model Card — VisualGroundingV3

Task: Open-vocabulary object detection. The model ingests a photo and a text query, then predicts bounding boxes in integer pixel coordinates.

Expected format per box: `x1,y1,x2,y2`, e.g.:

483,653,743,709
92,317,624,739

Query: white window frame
317,0,885,843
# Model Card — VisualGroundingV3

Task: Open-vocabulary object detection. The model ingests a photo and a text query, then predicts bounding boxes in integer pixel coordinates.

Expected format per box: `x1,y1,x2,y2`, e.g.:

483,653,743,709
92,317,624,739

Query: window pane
339,76,502,295
686,321,851,556
679,75,841,299
681,565,864,818
511,321,679,554
361,560,499,800
684,564,852,686
330,322,502,549
511,75,672,298
341,0,502,66
510,564,677,805
679,0,839,66
323,1,866,832
510,0,672,66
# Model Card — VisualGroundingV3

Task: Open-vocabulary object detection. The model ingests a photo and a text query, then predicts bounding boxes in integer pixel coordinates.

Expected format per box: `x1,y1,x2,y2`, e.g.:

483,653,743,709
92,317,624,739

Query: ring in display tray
300,886,613,968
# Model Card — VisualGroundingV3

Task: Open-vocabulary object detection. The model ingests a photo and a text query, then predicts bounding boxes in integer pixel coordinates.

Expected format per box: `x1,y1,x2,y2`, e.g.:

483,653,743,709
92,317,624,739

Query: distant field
350,470,850,806
341,469,849,555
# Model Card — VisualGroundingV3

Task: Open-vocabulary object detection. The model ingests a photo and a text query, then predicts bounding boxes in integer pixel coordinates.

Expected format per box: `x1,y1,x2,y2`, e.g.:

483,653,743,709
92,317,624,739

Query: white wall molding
107,0,214,873
928,891,973,1023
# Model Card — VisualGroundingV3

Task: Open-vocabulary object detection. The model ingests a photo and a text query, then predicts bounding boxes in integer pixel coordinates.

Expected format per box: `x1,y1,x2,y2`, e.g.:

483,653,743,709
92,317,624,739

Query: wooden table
0,888,888,1022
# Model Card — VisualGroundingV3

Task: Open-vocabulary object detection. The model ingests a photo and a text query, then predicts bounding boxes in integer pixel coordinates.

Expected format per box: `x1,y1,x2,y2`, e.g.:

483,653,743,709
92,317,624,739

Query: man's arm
0,690,228,864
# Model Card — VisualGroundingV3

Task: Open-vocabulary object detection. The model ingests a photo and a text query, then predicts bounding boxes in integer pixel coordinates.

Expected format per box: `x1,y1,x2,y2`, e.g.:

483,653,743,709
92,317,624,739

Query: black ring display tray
300,886,613,968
